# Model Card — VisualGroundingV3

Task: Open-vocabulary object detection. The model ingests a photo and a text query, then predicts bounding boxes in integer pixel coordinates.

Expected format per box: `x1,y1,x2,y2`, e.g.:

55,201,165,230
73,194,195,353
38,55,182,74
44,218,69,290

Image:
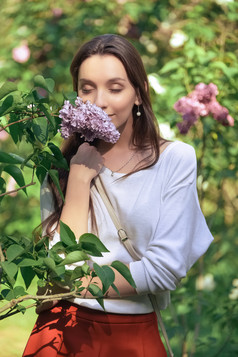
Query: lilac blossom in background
59,97,120,143
174,83,234,134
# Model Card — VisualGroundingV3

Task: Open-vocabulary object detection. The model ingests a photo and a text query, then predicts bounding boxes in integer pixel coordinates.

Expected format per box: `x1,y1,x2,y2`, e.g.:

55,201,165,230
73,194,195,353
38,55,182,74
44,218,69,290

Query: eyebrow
79,77,126,85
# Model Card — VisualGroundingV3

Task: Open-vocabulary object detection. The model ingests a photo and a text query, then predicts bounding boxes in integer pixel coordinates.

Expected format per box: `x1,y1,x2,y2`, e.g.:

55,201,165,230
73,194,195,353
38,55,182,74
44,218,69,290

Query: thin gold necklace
110,151,137,177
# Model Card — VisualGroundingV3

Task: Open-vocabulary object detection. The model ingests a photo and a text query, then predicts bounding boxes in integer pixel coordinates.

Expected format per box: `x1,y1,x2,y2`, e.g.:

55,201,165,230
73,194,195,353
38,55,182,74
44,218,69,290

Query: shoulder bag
94,176,174,357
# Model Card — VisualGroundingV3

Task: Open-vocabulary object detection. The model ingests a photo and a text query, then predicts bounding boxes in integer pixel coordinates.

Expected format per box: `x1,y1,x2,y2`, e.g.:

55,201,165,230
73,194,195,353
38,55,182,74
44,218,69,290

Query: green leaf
3,165,27,195
16,304,26,314
60,221,77,246
111,283,120,297
88,283,104,298
48,142,64,160
32,117,48,144
20,267,36,289
10,154,33,168
48,143,68,169
13,286,26,298
1,289,15,301
43,257,56,270
45,78,55,93
0,177,6,198
111,261,137,289
70,266,83,281
1,261,18,281
6,244,25,262
80,242,104,257
8,113,20,144
93,263,115,294
0,93,22,116
0,81,18,100
0,151,22,164
38,103,55,128
79,233,109,253
18,258,43,267
81,262,90,275
0,152,32,167
63,91,77,104
34,75,51,92
58,251,89,266
159,58,184,74
48,169,65,202
37,279,47,288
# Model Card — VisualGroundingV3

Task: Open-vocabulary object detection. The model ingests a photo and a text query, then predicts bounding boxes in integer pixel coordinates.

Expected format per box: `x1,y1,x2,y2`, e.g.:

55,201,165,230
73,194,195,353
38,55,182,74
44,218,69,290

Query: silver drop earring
137,105,141,117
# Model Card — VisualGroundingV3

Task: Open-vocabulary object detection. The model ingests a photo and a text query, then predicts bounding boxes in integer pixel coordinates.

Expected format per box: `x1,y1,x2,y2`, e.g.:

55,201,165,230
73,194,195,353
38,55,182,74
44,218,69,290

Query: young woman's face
77,54,140,131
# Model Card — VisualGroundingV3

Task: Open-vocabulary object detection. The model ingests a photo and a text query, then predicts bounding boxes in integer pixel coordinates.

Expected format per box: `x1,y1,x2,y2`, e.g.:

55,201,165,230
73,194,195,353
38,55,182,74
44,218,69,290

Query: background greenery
0,0,237,356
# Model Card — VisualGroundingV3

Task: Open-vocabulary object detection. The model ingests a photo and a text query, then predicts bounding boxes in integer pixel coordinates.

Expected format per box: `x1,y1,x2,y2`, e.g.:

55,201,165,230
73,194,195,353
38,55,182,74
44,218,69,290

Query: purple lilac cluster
174,83,234,134
59,97,120,143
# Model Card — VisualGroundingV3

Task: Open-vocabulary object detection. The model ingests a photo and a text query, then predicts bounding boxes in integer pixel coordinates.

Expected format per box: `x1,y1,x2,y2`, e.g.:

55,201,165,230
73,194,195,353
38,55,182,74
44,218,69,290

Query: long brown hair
45,34,163,235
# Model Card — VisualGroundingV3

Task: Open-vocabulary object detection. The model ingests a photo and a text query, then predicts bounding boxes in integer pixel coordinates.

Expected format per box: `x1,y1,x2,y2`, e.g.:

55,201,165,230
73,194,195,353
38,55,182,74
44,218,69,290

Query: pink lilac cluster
174,83,234,134
59,97,120,143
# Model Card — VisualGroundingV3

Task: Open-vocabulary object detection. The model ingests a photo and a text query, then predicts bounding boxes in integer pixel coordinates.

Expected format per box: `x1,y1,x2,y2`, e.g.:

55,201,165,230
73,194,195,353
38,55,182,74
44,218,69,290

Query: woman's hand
70,143,104,183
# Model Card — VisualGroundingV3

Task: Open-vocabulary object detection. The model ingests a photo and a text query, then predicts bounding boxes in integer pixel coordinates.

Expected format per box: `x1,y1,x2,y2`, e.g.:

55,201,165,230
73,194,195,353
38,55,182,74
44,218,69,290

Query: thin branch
0,168,36,198
0,244,5,262
0,112,59,132
0,289,79,315
0,116,32,132
0,181,36,197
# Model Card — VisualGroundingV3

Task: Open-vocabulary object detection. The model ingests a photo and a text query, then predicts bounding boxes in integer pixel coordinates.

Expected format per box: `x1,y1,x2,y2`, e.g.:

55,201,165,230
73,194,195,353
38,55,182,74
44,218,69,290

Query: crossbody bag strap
94,175,174,357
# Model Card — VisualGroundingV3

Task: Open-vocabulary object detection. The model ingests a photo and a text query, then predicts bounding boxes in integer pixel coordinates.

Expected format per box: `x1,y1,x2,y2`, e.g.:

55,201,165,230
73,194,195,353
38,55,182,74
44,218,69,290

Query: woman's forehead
78,54,128,82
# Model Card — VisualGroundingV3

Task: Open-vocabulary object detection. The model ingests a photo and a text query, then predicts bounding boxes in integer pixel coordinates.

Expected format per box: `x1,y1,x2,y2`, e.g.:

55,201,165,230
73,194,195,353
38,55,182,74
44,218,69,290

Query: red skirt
23,301,167,357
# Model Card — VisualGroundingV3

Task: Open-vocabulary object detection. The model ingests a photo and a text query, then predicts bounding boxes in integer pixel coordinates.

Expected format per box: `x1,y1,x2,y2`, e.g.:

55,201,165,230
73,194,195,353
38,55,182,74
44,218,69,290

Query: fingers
70,143,104,179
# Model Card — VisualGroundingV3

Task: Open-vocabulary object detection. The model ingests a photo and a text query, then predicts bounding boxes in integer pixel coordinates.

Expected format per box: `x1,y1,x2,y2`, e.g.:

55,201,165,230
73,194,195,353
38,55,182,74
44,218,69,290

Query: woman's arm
58,143,103,239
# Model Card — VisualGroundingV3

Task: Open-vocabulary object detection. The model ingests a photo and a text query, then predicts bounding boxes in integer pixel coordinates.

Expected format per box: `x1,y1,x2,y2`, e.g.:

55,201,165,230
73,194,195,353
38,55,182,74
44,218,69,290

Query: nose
94,90,107,110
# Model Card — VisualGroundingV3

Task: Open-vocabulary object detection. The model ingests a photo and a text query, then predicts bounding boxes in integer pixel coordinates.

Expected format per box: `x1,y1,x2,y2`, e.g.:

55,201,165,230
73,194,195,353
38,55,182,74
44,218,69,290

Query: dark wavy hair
45,34,164,235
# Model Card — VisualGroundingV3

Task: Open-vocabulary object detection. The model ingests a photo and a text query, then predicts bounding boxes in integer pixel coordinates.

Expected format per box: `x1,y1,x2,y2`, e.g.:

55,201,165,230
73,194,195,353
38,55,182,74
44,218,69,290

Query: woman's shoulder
160,141,196,167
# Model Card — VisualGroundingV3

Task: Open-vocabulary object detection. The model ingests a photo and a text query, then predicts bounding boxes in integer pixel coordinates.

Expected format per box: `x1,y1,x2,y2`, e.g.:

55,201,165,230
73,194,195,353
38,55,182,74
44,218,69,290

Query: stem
0,244,5,262
0,112,59,132
0,181,36,197
0,290,78,315
0,117,32,132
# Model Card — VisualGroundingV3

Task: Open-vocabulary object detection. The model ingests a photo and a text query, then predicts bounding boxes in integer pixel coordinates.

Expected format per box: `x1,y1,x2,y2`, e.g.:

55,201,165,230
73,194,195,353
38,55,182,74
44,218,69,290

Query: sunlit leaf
58,251,89,266
79,233,109,253
59,221,77,246
32,117,48,144
6,244,25,262
0,81,18,100
3,165,27,195
43,257,56,270
1,261,18,281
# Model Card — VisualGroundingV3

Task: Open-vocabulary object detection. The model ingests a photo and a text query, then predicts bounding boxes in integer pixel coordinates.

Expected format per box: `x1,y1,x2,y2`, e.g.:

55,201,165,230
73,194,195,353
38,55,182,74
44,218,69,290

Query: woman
23,34,213,357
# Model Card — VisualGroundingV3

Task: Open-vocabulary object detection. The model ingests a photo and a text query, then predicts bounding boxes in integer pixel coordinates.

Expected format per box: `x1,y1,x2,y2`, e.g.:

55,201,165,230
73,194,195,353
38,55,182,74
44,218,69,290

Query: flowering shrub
59,97,120,143
174,83,234,134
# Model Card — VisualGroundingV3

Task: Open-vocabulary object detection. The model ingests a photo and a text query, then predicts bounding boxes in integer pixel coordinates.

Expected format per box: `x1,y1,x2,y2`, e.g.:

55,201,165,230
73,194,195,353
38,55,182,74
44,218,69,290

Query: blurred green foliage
0,0,238,356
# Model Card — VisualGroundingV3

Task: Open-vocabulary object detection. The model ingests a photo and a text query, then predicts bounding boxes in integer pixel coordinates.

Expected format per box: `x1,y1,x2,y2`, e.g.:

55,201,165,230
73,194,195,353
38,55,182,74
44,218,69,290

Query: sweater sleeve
130,144,213,295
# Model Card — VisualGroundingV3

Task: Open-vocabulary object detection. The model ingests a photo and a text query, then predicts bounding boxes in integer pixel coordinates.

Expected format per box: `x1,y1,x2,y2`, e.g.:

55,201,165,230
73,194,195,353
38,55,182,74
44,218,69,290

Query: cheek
112,94,136,113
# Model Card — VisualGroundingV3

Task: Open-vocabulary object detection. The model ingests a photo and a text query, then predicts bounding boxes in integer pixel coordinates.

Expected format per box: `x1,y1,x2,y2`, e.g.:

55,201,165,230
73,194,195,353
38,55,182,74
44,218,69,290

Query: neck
98,120,134,154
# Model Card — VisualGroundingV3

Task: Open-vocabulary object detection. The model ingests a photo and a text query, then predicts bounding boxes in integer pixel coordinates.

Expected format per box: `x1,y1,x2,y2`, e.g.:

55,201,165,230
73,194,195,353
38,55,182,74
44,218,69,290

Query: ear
135,81,147,105
135,90,142,106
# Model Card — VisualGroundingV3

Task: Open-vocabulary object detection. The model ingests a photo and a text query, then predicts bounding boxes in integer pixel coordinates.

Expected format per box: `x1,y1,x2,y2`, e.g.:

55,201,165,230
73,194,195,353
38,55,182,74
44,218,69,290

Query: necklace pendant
111,171,114,177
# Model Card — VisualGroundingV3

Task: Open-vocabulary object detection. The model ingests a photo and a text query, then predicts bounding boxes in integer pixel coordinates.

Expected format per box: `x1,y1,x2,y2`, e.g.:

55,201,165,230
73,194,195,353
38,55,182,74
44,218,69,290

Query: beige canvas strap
94,176,174,357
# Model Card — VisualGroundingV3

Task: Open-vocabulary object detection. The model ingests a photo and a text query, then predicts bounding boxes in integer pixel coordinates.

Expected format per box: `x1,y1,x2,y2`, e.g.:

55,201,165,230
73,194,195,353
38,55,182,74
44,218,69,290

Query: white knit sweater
40,141,213,314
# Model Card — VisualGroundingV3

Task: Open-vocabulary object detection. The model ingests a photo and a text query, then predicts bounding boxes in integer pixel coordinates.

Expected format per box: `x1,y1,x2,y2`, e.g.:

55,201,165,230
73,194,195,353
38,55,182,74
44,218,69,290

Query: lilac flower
174,83,234,134
59,97,120,143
